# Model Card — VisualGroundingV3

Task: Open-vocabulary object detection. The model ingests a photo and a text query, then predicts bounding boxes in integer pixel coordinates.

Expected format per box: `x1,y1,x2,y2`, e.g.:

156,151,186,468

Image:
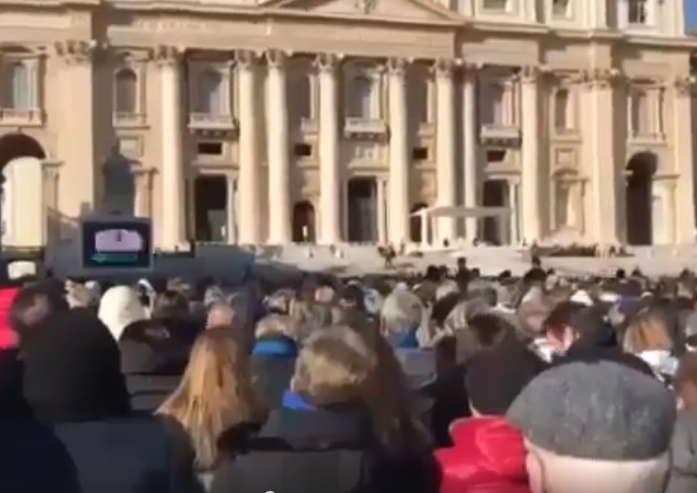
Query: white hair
98,285,148,340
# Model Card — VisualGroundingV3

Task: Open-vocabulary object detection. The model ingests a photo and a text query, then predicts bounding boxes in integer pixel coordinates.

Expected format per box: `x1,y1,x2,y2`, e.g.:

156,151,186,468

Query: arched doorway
0,133,46,248
102,152,135,216
625,152,657,246
409,202,428,243
347,177,377,242
292,200,316,242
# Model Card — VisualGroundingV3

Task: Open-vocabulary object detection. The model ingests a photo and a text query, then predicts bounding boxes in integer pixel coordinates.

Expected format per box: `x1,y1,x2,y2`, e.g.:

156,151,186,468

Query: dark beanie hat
21,309,131,423
507,361,675,460
465,341,547,415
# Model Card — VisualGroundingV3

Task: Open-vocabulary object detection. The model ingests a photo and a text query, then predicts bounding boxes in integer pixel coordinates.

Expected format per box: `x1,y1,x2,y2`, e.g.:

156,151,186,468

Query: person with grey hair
506,361,676,493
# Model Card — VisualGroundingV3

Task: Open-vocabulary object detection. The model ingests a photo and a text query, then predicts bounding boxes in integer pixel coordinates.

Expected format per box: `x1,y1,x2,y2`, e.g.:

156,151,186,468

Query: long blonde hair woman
158,328,260,472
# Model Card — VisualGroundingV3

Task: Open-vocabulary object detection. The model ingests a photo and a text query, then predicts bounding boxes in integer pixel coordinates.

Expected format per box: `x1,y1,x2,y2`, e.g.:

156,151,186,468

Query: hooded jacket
435,417,533,493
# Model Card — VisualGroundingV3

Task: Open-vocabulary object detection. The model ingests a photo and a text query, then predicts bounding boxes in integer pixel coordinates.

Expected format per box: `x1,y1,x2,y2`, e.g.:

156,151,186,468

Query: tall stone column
155,46,187,250
265,50,291,244
133,168,153,218
434,59,457,243
461,63,479,241
585,68,621,244
508,181,521,245
316,53,342,245
226,174,237,244
236,50,262,244
520,65,542,243
387,57,410,244
672,76,696,243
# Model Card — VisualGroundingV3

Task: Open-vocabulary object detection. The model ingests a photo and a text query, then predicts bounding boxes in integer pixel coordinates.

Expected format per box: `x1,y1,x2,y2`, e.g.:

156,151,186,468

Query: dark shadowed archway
409,202,428,243
292,200,316,242
0,133,45,173
625,151,657,246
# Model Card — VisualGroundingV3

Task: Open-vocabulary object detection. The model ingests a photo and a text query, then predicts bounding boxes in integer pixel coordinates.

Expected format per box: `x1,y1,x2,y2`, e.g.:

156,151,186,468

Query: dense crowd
0,257,696,493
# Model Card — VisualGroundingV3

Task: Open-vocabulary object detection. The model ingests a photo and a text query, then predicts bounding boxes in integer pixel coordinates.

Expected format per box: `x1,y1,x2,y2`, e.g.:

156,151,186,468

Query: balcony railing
188,113,238,132
343,117,388,139
113,112,147,128
479,123,521,146
0,108,44,127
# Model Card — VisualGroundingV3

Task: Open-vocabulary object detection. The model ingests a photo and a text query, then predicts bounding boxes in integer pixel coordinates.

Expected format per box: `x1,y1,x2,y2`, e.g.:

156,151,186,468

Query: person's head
314,285,336,304
674,352,697,410
21,309,131,422
454,312,515,363
466,279,498,307
10,282,69,342
622,308,674,354
254,314,304,342
290,325,376,407
465,343,546,416
380,287,424,348
507,361,675,493
152,289,189,319
206,302,236,329
98,285,148,340
543,302,615,355
158,328,258,470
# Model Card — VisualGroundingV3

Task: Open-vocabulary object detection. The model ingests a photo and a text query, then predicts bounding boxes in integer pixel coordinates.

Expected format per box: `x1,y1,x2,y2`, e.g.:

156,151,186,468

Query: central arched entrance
292,200,316,242
347,177,377,243
625,152,657,246
0,133,46,249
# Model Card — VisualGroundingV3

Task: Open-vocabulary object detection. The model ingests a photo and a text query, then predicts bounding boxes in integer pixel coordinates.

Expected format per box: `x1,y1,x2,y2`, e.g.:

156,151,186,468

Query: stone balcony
113,112,147,128
343,117,388,140
0,108,44,127
188,113,239,136
479,123,521,147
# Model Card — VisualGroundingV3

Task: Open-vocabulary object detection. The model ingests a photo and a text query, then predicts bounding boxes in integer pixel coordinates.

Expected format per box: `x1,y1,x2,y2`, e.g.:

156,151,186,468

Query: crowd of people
0,257,696,493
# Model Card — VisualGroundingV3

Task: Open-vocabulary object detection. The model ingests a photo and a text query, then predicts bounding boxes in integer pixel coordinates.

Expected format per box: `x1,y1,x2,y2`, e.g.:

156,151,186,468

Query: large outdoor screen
80,218,153,271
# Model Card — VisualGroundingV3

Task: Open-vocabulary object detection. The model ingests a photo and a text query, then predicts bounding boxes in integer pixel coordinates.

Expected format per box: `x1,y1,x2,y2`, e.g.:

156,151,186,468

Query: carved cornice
674,75,696,96
265,49,289,68
53,40,98,65
314,53,343,73
515,65,552,83
385,57,408,76
149,45,184,66
580,68,624,88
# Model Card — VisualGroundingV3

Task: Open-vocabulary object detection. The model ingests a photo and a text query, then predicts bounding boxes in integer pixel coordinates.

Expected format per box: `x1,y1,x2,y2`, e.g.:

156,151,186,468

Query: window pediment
260,0,463,22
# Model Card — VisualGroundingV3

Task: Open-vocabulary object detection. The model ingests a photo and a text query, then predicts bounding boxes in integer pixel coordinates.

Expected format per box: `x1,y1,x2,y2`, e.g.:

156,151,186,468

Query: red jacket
0,287,19,349
435,416,533,493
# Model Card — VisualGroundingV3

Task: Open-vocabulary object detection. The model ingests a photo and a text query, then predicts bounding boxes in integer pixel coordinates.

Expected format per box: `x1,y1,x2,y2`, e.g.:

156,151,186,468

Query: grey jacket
666,410,697,493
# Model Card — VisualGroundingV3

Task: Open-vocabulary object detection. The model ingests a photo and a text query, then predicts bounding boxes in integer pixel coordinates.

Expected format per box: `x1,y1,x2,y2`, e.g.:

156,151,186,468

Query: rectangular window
482,0,509,10
551,0,570,17
197,142,223,156
412,147,428,161
628,0,648,25
293,143,312,157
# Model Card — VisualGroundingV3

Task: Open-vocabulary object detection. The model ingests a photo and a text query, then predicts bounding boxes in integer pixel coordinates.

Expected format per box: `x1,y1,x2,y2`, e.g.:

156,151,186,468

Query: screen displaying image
81,220,152,270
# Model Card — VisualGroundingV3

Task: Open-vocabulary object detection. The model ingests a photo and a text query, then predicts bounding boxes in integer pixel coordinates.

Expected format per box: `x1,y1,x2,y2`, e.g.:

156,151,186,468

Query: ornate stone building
0,0,695,250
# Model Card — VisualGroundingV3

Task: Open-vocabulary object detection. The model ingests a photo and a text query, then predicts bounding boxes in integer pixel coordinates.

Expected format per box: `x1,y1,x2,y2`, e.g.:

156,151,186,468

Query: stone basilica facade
0,0,695,250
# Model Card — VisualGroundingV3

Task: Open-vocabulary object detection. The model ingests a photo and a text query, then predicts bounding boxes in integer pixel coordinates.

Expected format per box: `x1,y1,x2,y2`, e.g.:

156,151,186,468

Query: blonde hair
291,326,376,406
622,310,674,354
158,328,259,470
255,314,304,340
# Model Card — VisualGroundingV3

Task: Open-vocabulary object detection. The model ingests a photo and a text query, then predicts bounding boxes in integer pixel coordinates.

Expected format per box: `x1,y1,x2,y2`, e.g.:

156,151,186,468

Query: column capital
581,67,624,89
385,57,409,76
517,65,551,84
53,40,98,65
314,53,343,72
432,58,459,78
235,49,259,68
265,49,290,68
149,45,184,67
674,75,696,96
